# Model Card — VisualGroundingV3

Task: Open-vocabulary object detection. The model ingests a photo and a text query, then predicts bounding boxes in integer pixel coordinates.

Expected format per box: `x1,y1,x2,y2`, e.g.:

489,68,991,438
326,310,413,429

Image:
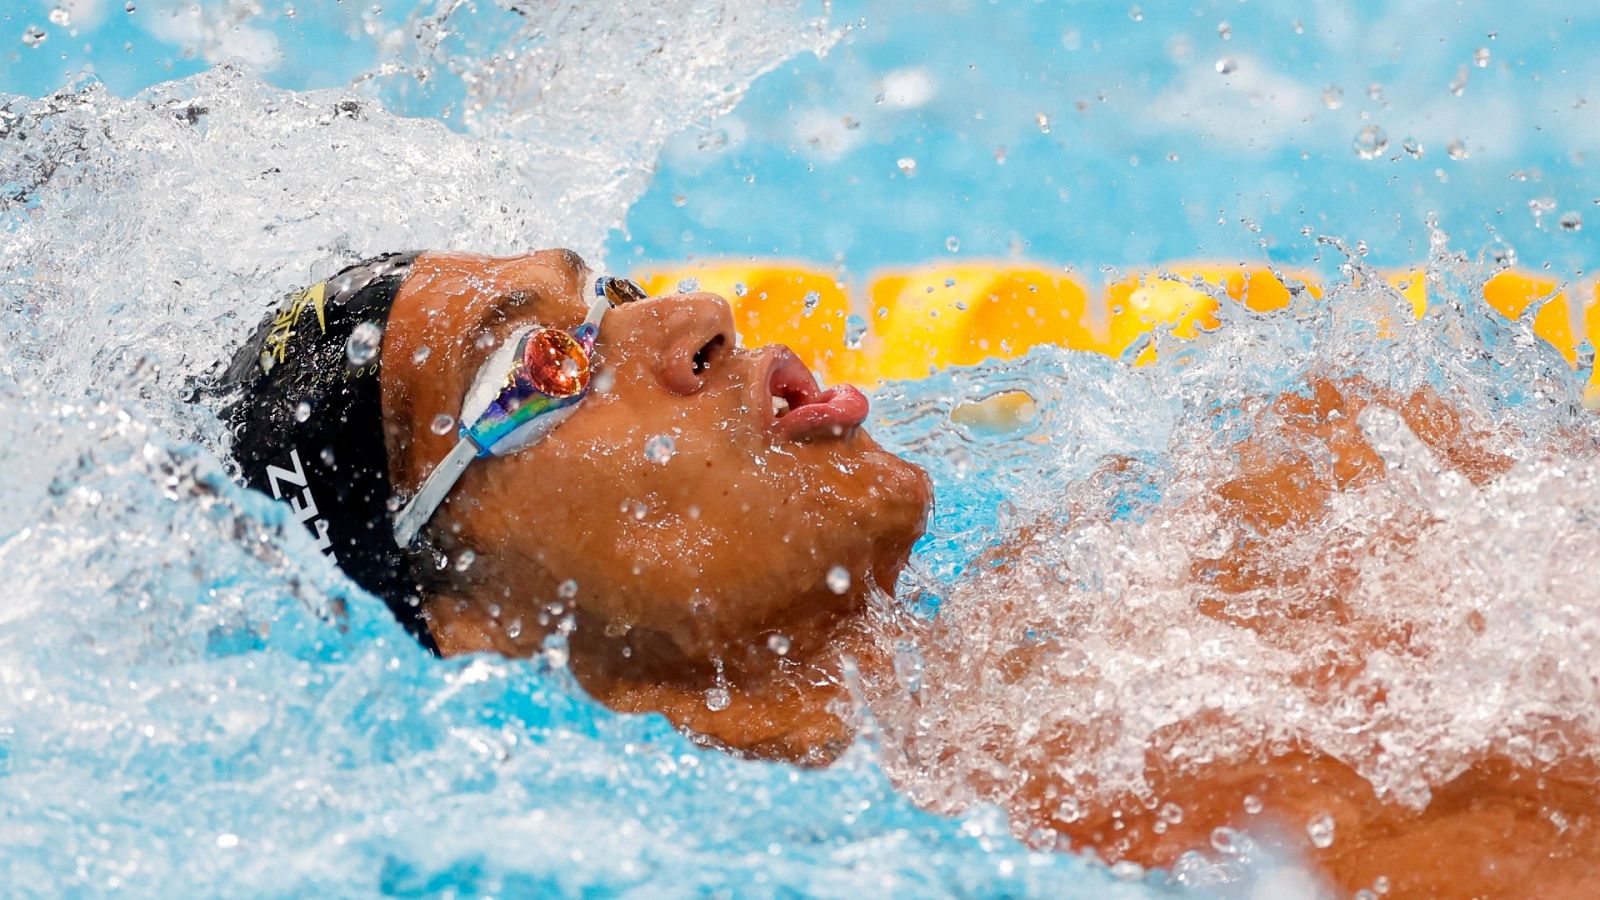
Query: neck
426,587,884,765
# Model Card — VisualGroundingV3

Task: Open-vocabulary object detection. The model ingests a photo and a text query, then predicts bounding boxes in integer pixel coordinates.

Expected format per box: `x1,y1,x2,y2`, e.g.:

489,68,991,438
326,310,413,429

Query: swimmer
221,250,1599,898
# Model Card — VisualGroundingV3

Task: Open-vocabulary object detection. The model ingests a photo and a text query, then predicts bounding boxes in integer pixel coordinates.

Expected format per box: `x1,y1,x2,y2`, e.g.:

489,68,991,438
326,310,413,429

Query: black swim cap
219,252,439,653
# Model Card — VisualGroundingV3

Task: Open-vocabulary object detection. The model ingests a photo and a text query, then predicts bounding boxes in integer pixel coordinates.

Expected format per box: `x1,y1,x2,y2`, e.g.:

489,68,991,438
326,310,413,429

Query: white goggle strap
390,296,613,549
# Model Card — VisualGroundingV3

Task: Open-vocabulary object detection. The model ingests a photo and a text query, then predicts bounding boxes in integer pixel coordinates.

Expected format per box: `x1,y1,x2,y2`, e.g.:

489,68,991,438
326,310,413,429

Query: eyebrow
464,289,545,346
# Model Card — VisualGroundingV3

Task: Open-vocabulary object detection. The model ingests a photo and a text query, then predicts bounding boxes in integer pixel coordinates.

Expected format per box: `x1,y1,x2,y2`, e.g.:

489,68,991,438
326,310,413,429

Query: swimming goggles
392,276,648,547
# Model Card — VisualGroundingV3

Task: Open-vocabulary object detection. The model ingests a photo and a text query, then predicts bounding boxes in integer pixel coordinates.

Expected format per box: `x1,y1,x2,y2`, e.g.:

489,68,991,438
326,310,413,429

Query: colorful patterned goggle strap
392,276,647,548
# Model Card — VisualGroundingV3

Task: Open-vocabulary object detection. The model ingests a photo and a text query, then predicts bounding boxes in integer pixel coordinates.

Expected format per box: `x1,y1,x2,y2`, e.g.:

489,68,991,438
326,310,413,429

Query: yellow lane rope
635,262,1600,407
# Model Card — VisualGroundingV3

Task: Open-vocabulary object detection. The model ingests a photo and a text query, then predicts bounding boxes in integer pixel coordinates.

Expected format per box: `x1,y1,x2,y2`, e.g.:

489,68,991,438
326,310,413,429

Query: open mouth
765,348,870,441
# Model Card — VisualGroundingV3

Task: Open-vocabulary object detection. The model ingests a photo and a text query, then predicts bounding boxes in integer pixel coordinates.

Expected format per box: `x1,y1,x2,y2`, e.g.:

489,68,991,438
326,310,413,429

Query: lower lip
776,384,870,441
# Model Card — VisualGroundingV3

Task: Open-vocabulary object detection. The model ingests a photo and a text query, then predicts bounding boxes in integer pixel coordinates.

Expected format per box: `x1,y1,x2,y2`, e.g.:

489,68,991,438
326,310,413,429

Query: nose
640,291,737,395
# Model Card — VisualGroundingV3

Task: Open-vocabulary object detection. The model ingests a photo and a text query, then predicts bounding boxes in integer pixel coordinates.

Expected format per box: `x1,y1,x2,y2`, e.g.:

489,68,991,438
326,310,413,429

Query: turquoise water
4,2,1600,897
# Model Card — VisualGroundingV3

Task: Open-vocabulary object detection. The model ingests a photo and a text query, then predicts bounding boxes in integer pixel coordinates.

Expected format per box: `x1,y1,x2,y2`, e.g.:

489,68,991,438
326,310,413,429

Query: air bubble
1353,125,1389,160
802,291,821,314
945,236,960,253
1127,5,1142,22
557,579,578,599
767,633,791,655
733,282,747,297
1321,84,1344,109
345,321,383,367
644,434,676,463
1214,58,1237,75
676,278,699,294
124,0,135,10
1559,211,1583,232
430,414,455,435
1402,137,1423,158
294,401,312,423
1306,812,1336,849
1474,47,1491,68
1217,21,1231,40
453,549,476,572
1449,64,1469,96
1035,113,1050,134
826,565,851,594
21,26,46,47
704,686,731,712
48,7,71,26
1243,794,1263,814
1447,138,1469,159
896,157,917,176
411,345,431,364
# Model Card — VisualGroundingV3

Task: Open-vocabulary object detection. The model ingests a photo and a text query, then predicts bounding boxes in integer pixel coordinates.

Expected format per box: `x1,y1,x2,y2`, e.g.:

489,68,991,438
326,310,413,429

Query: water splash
864,230,1600,882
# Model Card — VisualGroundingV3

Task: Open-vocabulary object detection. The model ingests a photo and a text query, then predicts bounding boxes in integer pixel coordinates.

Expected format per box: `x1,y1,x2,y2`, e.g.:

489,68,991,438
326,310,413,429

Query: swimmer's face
382,250,932,664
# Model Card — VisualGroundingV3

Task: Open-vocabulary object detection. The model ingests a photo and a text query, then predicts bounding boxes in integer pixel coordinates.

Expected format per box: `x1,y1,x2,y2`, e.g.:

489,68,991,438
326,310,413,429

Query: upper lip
754,346,870,441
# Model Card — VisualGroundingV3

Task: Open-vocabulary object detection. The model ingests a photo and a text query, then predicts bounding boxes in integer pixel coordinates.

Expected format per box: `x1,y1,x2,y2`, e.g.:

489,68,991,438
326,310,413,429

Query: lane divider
635,262,1600,406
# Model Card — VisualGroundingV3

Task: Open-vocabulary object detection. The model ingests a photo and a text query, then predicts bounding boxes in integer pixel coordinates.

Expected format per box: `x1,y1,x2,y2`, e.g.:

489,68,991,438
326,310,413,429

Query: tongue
777,384,870,441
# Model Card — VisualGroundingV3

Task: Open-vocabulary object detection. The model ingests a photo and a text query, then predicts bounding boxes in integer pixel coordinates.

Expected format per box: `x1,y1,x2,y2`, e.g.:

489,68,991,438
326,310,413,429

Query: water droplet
1321,84,1344,109
453,549,476,572
704,686,731,711
294,401,312,423
1474,47,1491,68
1306,812,1336,849
557,579,578,599
1214,57,1238,75
1210,826,1244,855
945,236,961,253
1402,136,1424,158
430,413,455,435
1560,211,1583,232
896,156,917,176
845,314,868,349
48,7,71,26
1127,5,1143,22
1035,112,1050,134
644,434,676,464
1449,64,1469,96
767,633,791,655
410,345,431,364
1216,21,1231,40
345,321,383,367
1353,124,1389,160
676,278,699,294
826,565,851,594
1447,138,1469,159
21,26,46,47
1243,794,1263,814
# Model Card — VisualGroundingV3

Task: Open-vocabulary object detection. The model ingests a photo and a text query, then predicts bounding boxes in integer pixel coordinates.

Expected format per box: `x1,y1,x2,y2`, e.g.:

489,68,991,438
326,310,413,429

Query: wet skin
380,250,930,760
378,251,1599,897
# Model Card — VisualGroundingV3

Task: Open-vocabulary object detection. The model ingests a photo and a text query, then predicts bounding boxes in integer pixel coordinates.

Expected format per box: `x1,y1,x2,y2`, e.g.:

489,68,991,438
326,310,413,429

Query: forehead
399,250,594,340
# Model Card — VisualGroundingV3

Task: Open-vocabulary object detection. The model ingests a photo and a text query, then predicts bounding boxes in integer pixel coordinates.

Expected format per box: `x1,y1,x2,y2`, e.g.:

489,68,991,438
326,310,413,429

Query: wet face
381,250,932,669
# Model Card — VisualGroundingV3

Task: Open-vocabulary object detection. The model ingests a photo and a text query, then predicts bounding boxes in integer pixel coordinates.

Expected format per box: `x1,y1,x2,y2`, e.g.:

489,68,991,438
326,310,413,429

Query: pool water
4,1,1600,897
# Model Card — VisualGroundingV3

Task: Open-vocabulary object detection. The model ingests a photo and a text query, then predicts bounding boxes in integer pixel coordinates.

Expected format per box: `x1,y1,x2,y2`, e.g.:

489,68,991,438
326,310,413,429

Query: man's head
380,250,932,673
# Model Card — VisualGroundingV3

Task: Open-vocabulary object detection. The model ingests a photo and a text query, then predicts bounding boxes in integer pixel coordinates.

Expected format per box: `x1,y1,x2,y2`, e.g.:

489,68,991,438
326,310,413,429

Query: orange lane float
632,261,1600,405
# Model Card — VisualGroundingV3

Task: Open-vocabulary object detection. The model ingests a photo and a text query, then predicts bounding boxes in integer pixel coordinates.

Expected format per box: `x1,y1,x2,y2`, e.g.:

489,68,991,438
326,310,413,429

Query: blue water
4,2,1598,897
